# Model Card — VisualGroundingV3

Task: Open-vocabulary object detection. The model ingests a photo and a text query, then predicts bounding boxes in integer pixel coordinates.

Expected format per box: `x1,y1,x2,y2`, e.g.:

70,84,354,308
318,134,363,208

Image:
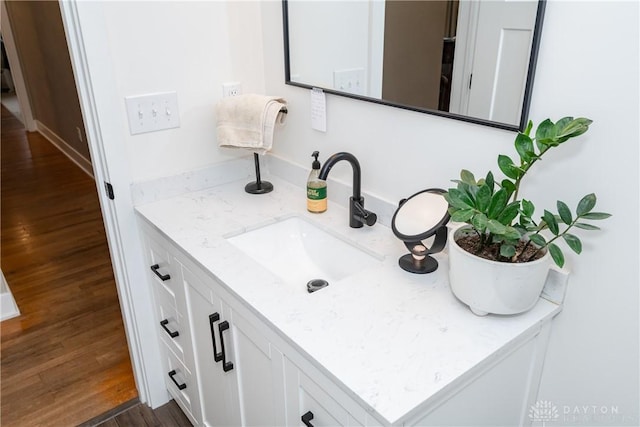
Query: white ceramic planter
448,226,551,316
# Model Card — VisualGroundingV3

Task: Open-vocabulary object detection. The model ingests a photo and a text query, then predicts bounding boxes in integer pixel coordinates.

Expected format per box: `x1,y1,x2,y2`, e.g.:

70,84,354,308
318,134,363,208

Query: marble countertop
135,174,561,424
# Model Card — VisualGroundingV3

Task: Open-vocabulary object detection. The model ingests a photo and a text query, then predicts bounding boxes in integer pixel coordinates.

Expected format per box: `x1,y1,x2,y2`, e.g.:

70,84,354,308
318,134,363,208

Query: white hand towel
215,94,287,155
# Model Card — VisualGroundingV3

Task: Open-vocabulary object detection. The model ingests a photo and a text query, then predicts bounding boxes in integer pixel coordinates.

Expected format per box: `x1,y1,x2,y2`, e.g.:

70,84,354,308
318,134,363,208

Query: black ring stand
391,188,450,274
397,227,448,274
245,153,273,194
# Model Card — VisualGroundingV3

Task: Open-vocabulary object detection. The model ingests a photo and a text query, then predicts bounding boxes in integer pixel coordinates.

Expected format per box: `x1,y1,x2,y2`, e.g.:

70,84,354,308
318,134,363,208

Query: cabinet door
185,267,240,427
284,358,363,427
228,305,286,426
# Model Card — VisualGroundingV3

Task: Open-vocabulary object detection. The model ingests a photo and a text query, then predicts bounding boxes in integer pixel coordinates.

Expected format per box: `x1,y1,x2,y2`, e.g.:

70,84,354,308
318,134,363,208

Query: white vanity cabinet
140,222,370,427
283,356,380,427
183,257,287,427
136,182,561,427
141,230,202,424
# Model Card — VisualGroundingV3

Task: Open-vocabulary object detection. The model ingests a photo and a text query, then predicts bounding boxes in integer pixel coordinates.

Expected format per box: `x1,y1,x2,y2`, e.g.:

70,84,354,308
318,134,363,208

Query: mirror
282,0,546,131
391,189,450,274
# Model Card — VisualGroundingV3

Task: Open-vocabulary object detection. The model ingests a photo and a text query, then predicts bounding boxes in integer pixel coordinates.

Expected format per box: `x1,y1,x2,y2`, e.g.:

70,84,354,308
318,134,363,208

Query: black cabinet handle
168,369,186,390
160,319,179,338
150,264,170,281
209,312,223,363
218,320,234,372
301,411,314,427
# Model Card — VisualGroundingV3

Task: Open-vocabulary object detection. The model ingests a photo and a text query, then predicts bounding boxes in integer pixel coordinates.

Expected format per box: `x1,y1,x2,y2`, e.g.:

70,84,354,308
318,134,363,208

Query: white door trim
58,1,168,407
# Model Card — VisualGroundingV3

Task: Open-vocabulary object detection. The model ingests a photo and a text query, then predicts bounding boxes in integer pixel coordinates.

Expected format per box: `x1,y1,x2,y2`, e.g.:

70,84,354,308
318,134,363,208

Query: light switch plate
333,68,365,95
125,91,180,135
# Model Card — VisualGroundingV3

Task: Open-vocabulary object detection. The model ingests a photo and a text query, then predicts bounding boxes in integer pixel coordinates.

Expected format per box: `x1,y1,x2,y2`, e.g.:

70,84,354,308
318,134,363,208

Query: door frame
0,0,36,131
58,1,167,407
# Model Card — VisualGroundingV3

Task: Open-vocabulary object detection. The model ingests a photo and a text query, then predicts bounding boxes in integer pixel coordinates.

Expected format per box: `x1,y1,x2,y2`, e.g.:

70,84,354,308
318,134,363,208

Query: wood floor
1,105,138,426
79,399,191,427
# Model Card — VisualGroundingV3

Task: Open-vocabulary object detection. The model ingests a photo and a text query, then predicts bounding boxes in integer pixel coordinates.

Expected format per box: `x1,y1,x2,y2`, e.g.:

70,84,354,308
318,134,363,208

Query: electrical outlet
76,126,83,142
124,91,180,135
223,82,242,97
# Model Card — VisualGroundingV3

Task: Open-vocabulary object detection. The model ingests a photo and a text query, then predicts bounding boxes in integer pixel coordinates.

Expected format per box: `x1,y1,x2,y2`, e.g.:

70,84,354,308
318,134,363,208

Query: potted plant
444,117,610,316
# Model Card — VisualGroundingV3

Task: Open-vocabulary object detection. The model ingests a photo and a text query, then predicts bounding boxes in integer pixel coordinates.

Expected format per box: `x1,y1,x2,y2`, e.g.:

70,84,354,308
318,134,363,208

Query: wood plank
79,400,192,427
1,105,138,427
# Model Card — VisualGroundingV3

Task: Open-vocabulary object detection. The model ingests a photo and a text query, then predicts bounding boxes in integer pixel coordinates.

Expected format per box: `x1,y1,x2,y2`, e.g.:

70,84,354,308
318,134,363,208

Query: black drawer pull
150,264,170,281
218,320,234,372
168,369,186,390
301,411,314,427
209,312,223,363
160,319,179,338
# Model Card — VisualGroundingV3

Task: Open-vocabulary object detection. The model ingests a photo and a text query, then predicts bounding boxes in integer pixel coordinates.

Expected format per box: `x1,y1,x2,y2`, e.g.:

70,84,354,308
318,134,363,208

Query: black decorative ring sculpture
391,188,451,274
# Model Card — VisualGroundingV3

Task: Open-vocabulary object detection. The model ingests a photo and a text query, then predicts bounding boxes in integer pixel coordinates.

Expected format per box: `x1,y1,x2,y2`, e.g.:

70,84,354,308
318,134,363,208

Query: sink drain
307,279,329,293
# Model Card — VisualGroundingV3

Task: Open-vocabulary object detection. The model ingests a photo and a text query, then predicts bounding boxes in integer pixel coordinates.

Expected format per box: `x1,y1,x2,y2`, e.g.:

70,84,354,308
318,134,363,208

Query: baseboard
35,120,94,178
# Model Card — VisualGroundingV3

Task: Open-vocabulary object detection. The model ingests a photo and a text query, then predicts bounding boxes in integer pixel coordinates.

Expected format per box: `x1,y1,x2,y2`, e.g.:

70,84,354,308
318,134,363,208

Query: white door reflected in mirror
284,0,544,130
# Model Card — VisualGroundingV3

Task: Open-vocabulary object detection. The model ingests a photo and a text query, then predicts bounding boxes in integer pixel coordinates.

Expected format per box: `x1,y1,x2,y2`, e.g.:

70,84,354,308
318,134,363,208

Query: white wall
96,1,266,182
75,0,638,422
262,0,639,425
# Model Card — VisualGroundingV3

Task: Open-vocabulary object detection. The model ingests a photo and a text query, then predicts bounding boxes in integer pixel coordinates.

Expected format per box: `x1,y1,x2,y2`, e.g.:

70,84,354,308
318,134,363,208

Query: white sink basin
226,216,381,290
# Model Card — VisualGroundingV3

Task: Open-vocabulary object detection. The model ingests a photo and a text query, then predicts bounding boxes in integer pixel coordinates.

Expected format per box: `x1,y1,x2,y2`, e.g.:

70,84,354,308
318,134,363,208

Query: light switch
125,91,180,135
333,68,365,95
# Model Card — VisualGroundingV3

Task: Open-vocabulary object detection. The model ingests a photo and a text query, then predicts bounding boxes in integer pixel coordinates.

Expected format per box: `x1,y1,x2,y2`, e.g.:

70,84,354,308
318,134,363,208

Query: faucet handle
351,198,377,227
361,210,377,226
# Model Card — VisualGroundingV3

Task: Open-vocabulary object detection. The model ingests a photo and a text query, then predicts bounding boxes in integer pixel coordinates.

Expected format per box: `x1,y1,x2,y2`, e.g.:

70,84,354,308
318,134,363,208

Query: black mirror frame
282,0,547,132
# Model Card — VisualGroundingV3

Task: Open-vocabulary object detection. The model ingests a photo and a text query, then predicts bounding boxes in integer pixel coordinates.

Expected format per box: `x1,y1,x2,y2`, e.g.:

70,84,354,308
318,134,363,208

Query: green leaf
556,117,592,139
487,219,507,235
487,188,508,219
535,119,556,148
498,155,519,179
485,171,495,192
500,244,516,258
563,234,582,254
444,189,474,210
543,210,559,235
574,222,601,230
576,193,596,215
548,243,565,268
523,120,533,136
503,226,522,241
521,199,535,217
451,209,475,223
557,200,573,225
471,213,488,231
528,233,547,248
501,179,516,199
460,169,476,185
476,184,492,212
580,212,611,220
497,201,521,225
515,133,535,163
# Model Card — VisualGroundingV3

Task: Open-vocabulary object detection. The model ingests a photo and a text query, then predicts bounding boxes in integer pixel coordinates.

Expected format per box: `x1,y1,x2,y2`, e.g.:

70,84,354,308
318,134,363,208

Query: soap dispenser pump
307,151,327,213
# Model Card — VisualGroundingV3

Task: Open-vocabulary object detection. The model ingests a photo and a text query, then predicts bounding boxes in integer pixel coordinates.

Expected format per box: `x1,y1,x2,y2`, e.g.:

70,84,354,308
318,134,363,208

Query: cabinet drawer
155,300,188,363
163,345,200,423
146,233,184,312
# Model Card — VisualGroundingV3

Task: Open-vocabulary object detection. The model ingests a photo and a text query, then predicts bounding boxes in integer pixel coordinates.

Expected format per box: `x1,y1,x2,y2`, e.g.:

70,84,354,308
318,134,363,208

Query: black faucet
318,152,377,228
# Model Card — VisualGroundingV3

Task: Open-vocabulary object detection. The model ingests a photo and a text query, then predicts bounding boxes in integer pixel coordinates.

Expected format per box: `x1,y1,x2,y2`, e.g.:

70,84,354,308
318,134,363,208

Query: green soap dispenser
307,151,327,213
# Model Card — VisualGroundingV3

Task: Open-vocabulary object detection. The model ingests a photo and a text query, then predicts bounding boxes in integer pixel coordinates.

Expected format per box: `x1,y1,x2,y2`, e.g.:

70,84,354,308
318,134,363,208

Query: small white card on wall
310,88,326,132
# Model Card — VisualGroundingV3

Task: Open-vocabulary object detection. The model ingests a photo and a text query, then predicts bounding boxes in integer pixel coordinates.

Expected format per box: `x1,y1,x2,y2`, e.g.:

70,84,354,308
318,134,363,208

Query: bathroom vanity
135,171,561,426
